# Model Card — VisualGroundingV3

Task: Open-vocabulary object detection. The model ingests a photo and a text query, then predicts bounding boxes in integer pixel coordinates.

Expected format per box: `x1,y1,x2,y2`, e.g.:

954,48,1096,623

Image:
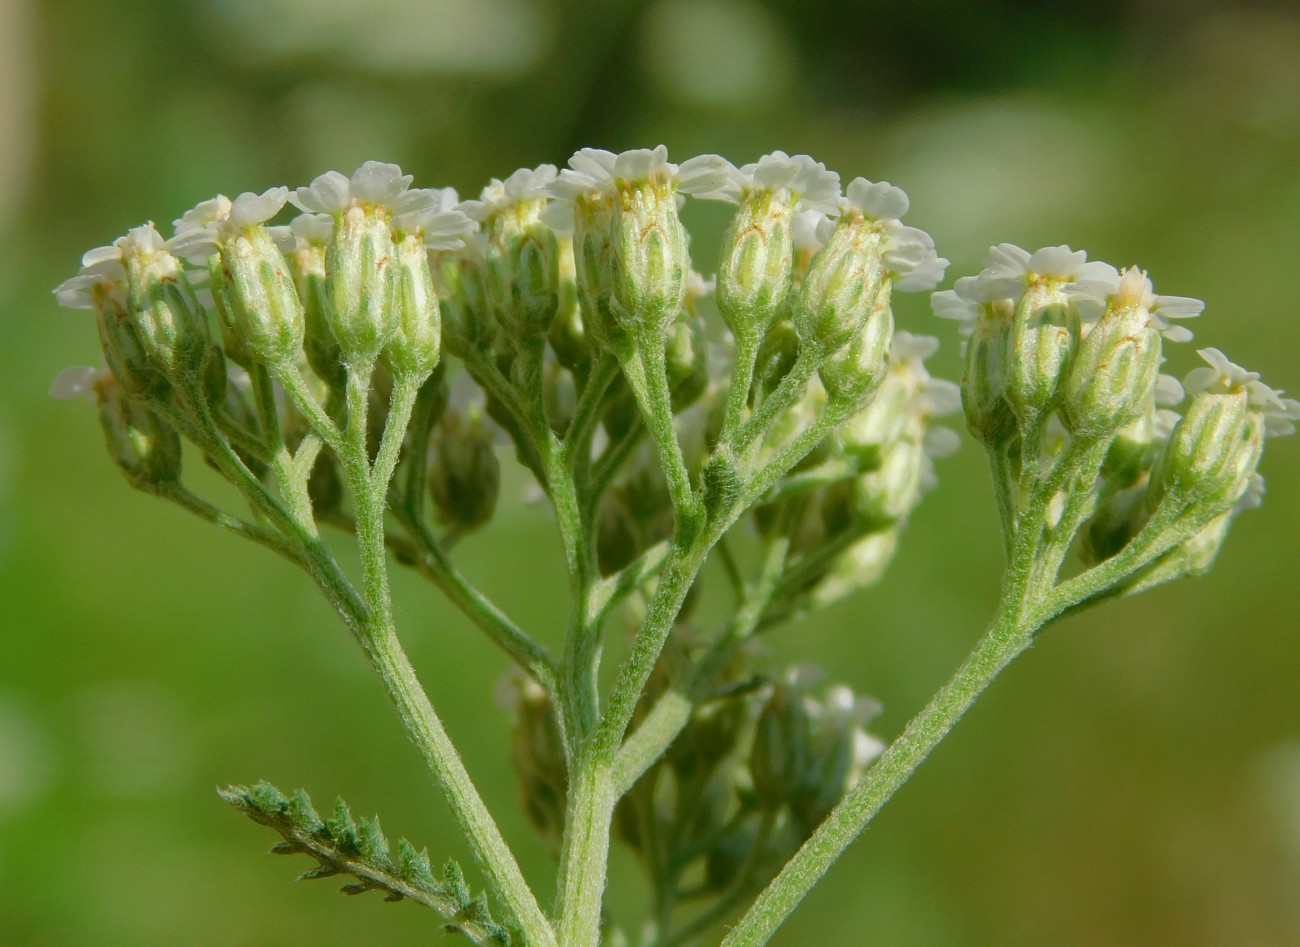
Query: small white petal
291,170,352,214
229,187,289,227
290,213,334,245
350,160,412,205
844,177,909,220
50,366,103,401
676,154,743,202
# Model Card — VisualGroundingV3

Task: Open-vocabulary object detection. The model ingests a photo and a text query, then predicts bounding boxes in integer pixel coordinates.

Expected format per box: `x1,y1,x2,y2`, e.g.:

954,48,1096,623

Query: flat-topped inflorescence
47,150,1296,947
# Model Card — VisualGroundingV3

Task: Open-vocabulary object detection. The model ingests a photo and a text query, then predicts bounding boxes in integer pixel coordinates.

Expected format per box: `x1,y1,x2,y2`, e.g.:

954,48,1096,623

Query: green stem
155,482,300,562
394,510,560,693
621,337,700,528
987,443,1018,559
719,329,762,448
338,359,552,946
720,600,1039,947
612,534,788,795
733,351,818,456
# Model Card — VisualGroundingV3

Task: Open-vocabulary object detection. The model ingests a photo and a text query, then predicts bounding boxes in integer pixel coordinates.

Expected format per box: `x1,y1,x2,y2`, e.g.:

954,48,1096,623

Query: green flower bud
503,674,568,853
328,205,398,361
1079,484,1149,566
751,679,813,810
97,378,182,489
962,308,1017,448
122,228,210,376
429,410,501,534
716,191,795,337
807,530,899,610
95,296,168,401
221,226,305,368
290,232,346,389
851,435,925,529
753,318,801,396
817,284,893,406
485,200,560,340
610,178,689,337
384,233,441,379
1062,277,1163,437
436,244,492,360
1003,280,1074,420
791,219,886,356
548,237,590,372
665,310,708,411
1155,391,1263,508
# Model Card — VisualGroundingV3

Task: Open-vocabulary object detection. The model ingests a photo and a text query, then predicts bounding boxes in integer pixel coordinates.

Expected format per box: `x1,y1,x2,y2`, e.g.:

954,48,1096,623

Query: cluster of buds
503,645,884,919
934,249,1298,585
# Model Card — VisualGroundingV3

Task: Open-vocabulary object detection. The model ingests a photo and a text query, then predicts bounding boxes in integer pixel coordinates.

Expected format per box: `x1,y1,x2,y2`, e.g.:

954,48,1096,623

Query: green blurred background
2,0,1299,943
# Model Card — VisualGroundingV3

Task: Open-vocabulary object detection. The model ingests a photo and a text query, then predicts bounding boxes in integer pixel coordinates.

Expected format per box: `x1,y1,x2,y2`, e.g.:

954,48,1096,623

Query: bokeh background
2,0,1299,943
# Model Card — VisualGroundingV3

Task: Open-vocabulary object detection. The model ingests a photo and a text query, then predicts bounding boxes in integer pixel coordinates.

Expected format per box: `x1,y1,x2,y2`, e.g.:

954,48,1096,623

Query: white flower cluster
932,243,1204,343
544,145,947,293
1184,348,1300,437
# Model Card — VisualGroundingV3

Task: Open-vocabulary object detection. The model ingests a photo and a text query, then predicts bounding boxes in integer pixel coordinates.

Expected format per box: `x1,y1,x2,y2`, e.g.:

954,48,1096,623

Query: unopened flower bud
501,673,568,852
569,198,624,353
851,436,924,529
1155,391,1262,508
753,318,801,396
95,297,168,401
289,215,346,388
1003,279,1074,420
328,205,398,361
484,202,560,340
384,233,441,378
548,238,590,372
97,378,182,489
792,219,886,356
436,244,492,359
221,225,305,367
665,311,708,411
1080,485,1149,566
1061,269,1164,437
807,530,899,609
962,314,1016,448
122,227,210,376
610,178,689,337
716,191,795,337
817,283,893,406
429,411,501,533
751,679,813,810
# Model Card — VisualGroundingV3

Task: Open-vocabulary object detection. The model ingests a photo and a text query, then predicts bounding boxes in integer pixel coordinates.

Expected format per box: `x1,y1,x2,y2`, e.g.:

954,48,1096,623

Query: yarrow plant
52,148,1297,946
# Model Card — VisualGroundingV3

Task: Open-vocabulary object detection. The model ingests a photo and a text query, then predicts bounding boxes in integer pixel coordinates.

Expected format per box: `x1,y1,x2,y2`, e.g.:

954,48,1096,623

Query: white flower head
964,243,1121,309
709,151,841,212
49,365,107,401
841,177,909,222
816,179,947,292
53,223,169,309
393,186,474,248
166,187,291,261
548,146,739,203
291,161,471,250
1184,347,1300,436
460,165,558,222
1100,267,1203,342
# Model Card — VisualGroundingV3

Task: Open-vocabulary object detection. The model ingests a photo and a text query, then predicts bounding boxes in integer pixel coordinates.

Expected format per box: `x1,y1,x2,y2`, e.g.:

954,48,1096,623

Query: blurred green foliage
2,0,1299,943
